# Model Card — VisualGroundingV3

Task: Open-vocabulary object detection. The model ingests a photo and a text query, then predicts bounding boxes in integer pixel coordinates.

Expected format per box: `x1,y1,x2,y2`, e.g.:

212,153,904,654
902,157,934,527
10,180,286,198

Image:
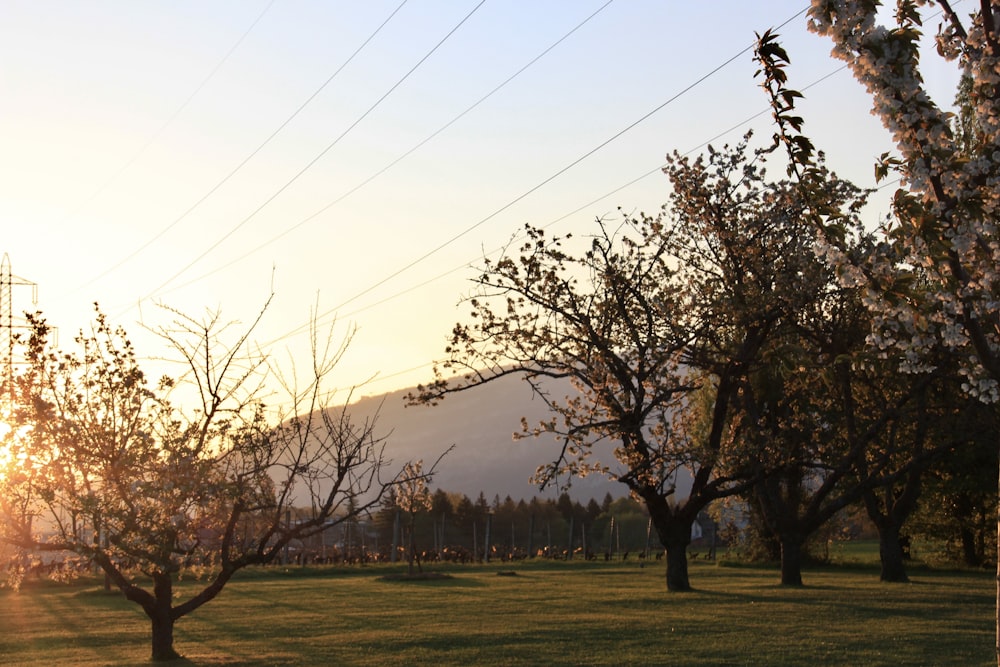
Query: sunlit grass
0,557,992,666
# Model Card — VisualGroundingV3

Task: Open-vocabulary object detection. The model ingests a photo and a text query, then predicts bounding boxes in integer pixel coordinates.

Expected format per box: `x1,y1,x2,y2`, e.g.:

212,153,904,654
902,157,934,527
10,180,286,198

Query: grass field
0,553,993,666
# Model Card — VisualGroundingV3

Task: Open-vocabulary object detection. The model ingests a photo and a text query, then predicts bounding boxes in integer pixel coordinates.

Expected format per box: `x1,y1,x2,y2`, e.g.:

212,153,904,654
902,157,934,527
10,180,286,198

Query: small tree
0,304,398,661
397,460,432,575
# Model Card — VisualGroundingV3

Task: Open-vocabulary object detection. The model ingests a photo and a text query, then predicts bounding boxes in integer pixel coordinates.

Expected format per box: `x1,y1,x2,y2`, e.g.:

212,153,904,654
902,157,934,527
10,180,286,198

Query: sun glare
0,421,11,483
0,416,34,484
0,417,12,474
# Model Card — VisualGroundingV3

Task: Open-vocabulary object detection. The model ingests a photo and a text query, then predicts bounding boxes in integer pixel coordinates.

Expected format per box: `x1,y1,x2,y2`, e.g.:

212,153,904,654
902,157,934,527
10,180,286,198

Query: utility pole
0,253,37,401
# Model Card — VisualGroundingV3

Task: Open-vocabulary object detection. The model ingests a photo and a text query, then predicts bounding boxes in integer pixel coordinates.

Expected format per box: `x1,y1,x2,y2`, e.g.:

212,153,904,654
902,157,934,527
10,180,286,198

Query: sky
0,1,964,405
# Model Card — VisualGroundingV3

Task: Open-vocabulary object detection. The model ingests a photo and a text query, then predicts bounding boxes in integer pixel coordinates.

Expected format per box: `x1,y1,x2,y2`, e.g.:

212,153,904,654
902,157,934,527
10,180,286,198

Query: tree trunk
780,537,803,586
664,542,691,592
656,519,692,592
961,526,983,567
150,574,179,661
641,491,694,591
407,518,416,576
150,612,179,662
391,509,400,563
876,520,909,583
994,444,998,667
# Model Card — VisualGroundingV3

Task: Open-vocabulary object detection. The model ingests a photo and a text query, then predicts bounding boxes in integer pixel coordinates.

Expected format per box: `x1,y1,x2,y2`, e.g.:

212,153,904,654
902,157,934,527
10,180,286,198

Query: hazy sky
0,1,961,401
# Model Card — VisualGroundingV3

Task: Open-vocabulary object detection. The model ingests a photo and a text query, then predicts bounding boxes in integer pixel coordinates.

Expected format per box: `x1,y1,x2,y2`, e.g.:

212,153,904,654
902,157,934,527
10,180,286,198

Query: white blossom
809,0,1000,403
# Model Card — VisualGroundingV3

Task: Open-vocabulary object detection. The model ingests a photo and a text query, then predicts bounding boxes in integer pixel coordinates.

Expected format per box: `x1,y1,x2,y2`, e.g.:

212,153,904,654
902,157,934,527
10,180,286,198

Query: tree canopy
413,131,878,591
0,304,402,660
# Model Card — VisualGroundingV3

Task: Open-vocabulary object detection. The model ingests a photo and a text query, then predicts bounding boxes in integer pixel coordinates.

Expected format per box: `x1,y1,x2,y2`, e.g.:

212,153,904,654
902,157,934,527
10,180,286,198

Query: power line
540,63,850,231
264,6,812,349
89,0,408,292
135,0,488,308
163,0,618,296
330,69,863,392
334,64,851,331
72,0,277,291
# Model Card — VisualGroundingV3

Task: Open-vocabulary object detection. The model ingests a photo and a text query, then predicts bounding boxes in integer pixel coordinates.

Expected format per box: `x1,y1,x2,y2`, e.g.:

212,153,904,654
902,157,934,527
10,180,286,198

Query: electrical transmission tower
1,253,37,398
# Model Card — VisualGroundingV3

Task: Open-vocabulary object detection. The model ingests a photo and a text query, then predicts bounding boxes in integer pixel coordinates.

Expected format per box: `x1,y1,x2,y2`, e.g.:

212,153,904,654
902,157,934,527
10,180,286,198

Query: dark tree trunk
149,574,180,661
961,526,983,567
747,491,782,561
876,520,910,583
638,487,696,591
862,467,922,584
150,612,179,662
664,542,691,592
652,517,693,592
407,514,423,574
780,537,803,586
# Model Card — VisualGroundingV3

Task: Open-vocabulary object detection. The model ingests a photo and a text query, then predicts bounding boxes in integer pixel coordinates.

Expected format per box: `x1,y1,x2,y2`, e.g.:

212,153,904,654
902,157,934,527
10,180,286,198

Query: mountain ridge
345,373,623,503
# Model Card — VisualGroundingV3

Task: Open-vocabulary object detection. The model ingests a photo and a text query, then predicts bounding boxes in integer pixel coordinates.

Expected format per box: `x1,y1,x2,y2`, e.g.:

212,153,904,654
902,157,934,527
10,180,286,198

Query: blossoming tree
758,0,999,658
0,305,400,661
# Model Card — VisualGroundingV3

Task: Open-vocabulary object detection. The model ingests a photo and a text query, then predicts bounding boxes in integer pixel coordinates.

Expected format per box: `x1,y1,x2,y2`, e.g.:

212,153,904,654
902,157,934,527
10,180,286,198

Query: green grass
0,557,993,666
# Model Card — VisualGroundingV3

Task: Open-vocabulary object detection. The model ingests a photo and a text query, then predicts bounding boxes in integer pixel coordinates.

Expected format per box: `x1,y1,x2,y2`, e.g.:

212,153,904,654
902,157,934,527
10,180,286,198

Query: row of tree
769,6,1000,661
371,490,657,564
410,128,996,589
370,404,996,574
275,460,999,572
411,19,1000,599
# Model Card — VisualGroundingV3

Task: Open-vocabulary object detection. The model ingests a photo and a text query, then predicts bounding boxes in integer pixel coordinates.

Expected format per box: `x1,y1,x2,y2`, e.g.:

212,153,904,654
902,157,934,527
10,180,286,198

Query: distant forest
290,468,996,571
292,490,669,565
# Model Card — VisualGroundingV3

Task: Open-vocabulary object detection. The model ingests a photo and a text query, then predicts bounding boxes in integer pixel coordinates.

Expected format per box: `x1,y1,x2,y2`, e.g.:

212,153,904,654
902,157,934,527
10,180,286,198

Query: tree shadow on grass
156,656,300,666
376,571,454,581
372,572,485,588
374,572,484,588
